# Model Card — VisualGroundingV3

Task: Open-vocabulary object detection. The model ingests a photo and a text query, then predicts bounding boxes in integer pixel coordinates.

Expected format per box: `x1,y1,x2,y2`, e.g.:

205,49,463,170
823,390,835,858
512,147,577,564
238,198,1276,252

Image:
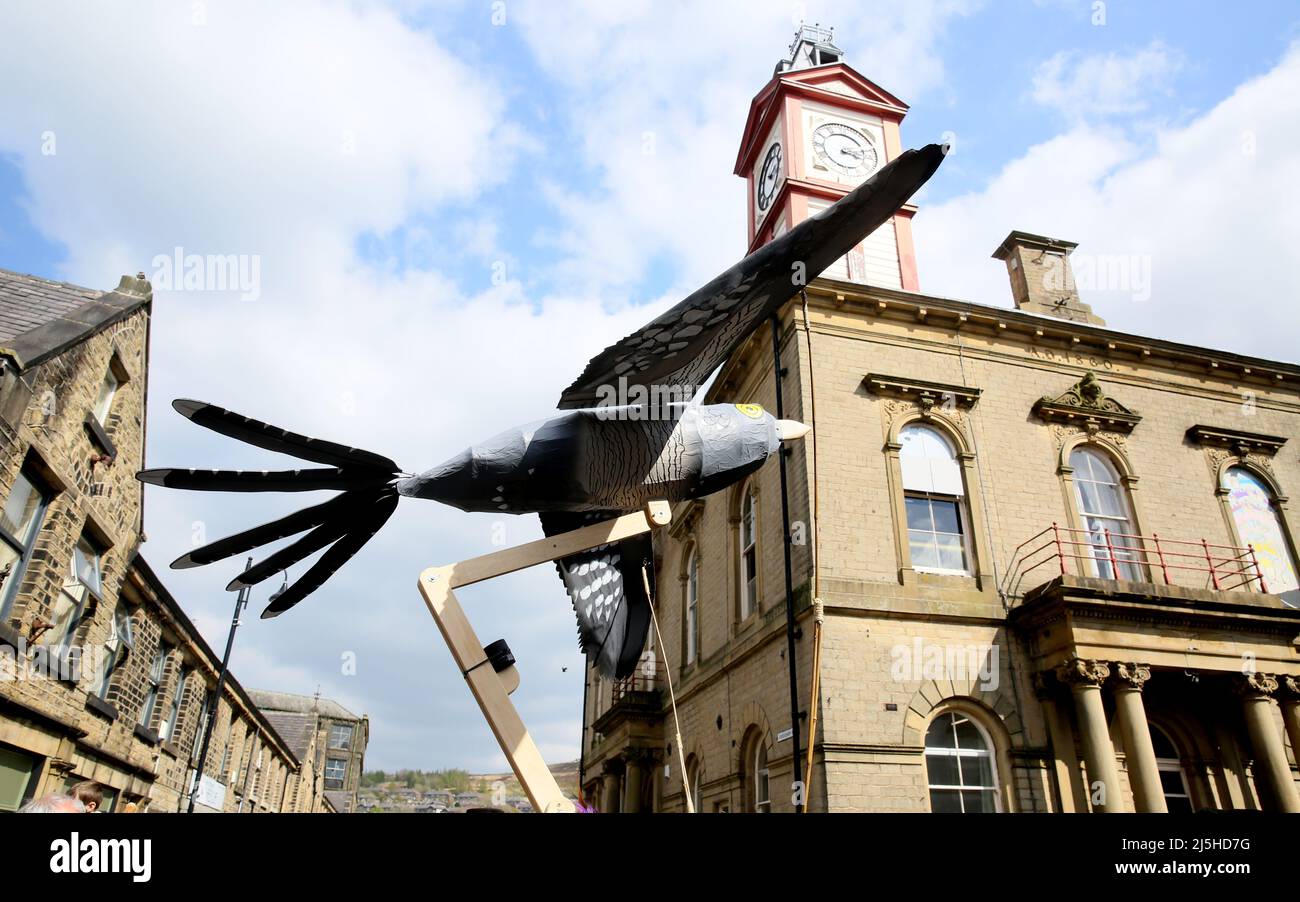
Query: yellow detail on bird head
735,403,764,419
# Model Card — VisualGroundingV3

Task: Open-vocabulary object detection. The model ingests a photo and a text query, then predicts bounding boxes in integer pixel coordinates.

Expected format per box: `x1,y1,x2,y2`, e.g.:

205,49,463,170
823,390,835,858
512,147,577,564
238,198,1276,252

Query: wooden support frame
417,501,672,813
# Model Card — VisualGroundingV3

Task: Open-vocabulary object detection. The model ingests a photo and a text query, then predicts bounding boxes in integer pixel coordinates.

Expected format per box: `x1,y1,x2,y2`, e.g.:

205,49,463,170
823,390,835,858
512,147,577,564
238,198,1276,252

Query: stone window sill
84,694,119,722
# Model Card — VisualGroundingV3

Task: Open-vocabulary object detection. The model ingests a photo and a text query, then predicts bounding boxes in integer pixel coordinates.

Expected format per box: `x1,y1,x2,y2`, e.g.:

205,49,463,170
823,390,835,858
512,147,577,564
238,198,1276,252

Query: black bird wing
557,144,945,409
539,510,653,680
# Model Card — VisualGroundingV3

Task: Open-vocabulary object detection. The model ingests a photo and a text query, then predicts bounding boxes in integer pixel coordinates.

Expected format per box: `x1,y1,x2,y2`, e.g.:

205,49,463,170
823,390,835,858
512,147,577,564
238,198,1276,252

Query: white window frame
93,367,119,425
328,723,353,751
899,425,972,576
739,486,759,620
324,757,347,789
923,710,1002,813
754,740,771,813
161,666,189,742
93,603,134,699
0,468,52,619
1070,447,1142,581
685,549,699,665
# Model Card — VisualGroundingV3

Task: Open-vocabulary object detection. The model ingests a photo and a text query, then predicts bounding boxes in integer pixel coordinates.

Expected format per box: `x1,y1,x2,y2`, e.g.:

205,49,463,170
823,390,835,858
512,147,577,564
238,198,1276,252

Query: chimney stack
992,230,1104,326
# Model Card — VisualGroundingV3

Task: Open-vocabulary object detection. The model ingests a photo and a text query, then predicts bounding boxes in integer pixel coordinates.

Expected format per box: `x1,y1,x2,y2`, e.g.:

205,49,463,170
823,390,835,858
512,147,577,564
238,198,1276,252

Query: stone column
1110,663,1166,813
1235,673,1300,813
1056,658,1123,812
1280,677,1300,778
623,757,644,814
601,767,621,814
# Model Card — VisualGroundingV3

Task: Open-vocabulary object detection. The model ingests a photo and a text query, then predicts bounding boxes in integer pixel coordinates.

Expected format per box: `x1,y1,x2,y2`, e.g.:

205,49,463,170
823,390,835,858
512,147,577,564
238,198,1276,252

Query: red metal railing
1003,523,1269,600
611,652,662,703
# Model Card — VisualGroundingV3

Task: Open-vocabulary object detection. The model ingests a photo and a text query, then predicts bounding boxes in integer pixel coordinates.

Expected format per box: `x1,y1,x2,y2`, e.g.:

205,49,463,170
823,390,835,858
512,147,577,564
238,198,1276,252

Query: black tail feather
171,492,358,570
172,399,398,471
138,399,405,614
261,492,399,618
137,467,391,493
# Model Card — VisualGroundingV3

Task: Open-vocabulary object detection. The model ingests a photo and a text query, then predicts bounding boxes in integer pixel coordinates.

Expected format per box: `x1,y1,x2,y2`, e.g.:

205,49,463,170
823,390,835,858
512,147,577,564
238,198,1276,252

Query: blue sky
2,1,1299,771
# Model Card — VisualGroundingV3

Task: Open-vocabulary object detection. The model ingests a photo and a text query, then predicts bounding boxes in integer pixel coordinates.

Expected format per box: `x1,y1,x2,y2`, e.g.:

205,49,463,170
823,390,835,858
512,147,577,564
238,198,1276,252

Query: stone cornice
1032,371,1142,434
862,373,981,411
803,278,1300,391
1185,424,1287,457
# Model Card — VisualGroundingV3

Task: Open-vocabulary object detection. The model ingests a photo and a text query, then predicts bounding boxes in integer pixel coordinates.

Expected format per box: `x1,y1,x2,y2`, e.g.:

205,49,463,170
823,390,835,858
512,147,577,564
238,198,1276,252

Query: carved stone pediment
1032,371,1141,434
1185,424,1286,458
667,499,706,540
862,373,981,412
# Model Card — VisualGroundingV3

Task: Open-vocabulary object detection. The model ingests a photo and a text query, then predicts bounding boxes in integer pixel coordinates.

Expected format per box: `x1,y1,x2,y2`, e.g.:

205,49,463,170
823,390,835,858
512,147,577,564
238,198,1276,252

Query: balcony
1004,524,1268,601
591,653,663,739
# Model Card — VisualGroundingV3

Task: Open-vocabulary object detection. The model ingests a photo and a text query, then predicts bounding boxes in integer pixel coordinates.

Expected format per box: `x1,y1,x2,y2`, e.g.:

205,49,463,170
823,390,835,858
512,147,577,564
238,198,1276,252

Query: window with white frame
924,710,1000,813
0,468,52,619
754,740,771,813
1150,724,1193,813
93,602,134,699
685,548,699,665
1223,467,1299,606
44,533,103,652
324,757,347,789
739,486,758,620
1070,447,1142,581
138,644,169,728
899,425,970,574
93,367,119,426
329,723,353,751
160,666,189,742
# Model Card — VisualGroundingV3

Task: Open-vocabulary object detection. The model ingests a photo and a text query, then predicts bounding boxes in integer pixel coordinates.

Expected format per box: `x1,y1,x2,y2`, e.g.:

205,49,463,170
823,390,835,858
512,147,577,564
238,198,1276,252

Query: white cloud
1031,40,1184,119
916,42,1300,362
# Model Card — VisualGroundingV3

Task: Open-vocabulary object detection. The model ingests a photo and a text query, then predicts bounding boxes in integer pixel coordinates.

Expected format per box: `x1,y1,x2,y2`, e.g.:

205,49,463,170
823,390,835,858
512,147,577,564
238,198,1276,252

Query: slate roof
261,709,317,760
324,790,354,813
247,688,363,722
0,268,151,370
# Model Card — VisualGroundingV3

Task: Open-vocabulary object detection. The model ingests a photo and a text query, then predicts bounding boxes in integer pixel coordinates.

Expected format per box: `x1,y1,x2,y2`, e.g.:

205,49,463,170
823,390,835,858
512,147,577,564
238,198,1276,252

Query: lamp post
186,558,260,813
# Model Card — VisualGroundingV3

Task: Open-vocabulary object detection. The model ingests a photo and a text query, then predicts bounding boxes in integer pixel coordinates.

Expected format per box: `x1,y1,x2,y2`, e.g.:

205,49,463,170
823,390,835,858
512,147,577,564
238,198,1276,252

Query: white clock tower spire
734,25,923,291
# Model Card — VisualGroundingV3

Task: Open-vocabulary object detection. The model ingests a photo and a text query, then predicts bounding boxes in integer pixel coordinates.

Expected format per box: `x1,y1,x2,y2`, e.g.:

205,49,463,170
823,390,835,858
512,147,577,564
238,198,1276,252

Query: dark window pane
1159,769,1186,794
925,714,956,748
925,754,960,787
962,789,995,812
953,716,986,751
929,789,962,813
960,754,994,788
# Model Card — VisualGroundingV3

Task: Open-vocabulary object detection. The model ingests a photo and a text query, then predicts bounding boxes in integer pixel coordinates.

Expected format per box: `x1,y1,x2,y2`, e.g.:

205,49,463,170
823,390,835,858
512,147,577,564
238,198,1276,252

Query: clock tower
734,25,922,291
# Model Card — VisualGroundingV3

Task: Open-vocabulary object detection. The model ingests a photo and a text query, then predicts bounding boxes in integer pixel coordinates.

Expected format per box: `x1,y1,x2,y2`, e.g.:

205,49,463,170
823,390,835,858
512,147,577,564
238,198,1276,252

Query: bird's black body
137,144,946,677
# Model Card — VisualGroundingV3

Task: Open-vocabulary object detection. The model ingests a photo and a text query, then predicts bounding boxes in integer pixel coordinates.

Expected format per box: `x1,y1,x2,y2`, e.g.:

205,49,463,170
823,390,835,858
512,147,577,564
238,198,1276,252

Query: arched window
754,741,771,813
684,755,702,813
1150,724,1193,813
685,548,699,665
924,710,1000,812
739,485,758,620
1069,447,1142,581
1223,467,1299,606
900,425,969,574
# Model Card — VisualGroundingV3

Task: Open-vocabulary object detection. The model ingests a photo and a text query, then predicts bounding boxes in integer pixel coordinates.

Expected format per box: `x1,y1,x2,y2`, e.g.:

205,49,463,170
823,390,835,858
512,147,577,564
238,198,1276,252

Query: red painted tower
734,25,922,291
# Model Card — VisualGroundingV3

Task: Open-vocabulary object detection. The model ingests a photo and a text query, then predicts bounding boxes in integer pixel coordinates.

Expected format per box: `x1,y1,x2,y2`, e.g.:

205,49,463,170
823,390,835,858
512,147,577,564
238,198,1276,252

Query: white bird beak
775,419,812,441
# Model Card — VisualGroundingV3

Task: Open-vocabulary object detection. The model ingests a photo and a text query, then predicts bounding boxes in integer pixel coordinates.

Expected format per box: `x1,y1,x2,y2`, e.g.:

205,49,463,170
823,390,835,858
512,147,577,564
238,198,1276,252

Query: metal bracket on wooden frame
417,500,673,814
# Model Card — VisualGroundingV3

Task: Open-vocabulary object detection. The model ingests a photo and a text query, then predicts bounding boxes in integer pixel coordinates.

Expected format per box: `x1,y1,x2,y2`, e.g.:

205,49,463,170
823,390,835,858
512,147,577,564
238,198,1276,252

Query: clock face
757,142,783,212
812,122,877,177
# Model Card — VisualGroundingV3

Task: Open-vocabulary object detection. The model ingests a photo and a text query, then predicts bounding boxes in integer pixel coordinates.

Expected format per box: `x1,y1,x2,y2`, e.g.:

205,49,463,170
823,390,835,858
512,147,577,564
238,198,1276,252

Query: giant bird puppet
138,144,945,679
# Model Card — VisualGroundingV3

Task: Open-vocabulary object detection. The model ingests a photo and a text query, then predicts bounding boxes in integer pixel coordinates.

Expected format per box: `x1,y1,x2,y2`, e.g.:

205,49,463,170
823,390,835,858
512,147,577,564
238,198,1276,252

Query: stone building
580,28,1300,814
249,689,369,813
0,269,320,813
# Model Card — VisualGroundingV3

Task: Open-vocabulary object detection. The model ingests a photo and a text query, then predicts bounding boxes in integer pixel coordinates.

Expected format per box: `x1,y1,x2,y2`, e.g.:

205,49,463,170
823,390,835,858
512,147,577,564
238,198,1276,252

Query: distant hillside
358,761,581,812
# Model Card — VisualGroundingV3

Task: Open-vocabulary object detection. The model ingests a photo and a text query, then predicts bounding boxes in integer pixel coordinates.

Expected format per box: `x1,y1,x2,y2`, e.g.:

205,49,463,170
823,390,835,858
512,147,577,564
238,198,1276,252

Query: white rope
644,569,695,813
